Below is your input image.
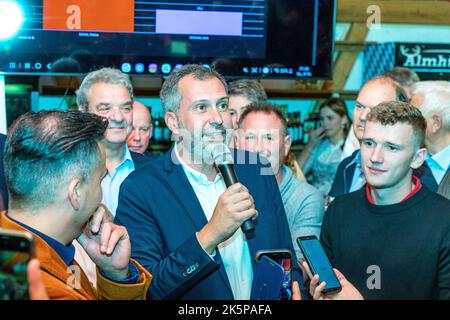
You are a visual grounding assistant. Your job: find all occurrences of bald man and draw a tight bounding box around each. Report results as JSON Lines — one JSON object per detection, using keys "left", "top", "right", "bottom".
{"left": 329, "top": 76, "right": 408, "bottom": 198}
{"left": 127, "top": 101, "right": 155, "bottom": 158}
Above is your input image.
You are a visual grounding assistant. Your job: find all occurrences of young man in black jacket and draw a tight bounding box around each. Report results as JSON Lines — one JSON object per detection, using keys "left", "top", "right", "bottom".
{"left": 312, "top": 101, "right": 450, "bottom": 300}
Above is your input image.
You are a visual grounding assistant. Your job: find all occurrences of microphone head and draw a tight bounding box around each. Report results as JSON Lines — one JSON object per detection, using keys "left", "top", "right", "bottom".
{"left": 207, "top": 143, "right": 233, "bottom": 165}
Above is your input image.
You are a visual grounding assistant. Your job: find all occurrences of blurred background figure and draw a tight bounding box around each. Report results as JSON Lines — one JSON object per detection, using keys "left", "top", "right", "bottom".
{"left": 411, "top": 81, "right": 450, "bottom": 198}
{"left": 383, "top": 66, "right": 420, "bottom": 99}
{"left": 410, "top": 80, "right": 450, "bottom": 107}
{"left": 127, "top": 101, "right": 155, "bottom": 158}
{"left": 297, "top": 98, "right": 350, "bottom": 195}
{"left": 228, "top": 79, "right": 268, "bottom": 129}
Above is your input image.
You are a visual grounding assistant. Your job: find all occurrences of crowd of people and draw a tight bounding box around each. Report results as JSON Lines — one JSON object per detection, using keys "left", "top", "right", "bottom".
{"left": 0, "top": 64, "right": 449, "bottom": 300}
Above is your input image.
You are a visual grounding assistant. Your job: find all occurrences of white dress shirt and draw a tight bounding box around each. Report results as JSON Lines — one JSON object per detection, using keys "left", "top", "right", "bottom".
{"left": 101, "top": 145, "right": 135, "bottom": 217}
{"left": 426, "top": 144, "right": 450, "bottom": 184}
{"left": 175, "top": 143, "right": 254, "bottom": 300}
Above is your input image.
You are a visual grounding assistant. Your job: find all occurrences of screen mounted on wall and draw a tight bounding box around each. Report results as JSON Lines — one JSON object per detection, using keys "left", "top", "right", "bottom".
{"left": 0, "top": 0, "right": 335, "bottom": 79}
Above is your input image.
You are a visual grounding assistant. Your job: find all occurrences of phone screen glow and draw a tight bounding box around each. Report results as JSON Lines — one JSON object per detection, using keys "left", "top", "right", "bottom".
{"left": 0, "top": 250, "right": 30, "bottom": 300}
{"left": 301, "top": 239, "right": 341, "bottom": 291}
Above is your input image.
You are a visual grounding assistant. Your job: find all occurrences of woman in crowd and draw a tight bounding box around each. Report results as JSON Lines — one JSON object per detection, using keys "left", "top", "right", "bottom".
{"left": 297, "top": 97, "right": 351, "bottom": 195}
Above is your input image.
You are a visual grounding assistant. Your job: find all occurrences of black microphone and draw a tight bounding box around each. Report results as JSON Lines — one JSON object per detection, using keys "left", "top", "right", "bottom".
{"left": 209, "top": 143, "right": 256, "bottom": 234}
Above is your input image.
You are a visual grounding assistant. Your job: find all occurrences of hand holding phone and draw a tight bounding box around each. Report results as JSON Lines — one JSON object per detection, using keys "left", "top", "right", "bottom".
{"left": 305, "top": 264, "right": 363, "bottom": 300}
{"left": 27, "top": 259, "right": 49, "bottom": 300}
{"left": 297, "top": 236, "right": 341, "bottom": 296}
{"left": 0, "top": 228, "right": 34, "bottom": 300}
{"left": 255, "top": 249, "right": 293, "bottom": 300}
{"left": 250, "top": 255, "right": 285, "bottom": 300}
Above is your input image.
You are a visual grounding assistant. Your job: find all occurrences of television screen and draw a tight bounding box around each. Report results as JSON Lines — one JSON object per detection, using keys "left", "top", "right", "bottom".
{"left": 0, "top": 0, "right": 335, "bottom": 79}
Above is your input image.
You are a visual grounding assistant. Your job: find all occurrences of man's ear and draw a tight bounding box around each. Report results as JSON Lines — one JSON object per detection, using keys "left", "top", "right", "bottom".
{"left": 68, "top": 179, "right": 82, "bottom": 211}
{"left": 234, "top": 127, "right": 244, "bottom": 148}
{"left": 430, "top": 113, "right": 443, "bottom": 134}
{"left": 411, "top": 147, "right": 427, "bottom": 170}
{"left": 165, "top": 111, "right": 179, "bottom": 135}
{"left": 284, "top": 134, "right": 292, "bottom": 158}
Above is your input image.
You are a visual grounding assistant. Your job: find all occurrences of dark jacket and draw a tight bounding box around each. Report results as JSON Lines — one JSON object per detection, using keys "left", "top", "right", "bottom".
{"left": 329, "top": 150, "right": 359, "bottom": 198}
{"left": 130, "top": 150, "right": 155, "bottom": 169}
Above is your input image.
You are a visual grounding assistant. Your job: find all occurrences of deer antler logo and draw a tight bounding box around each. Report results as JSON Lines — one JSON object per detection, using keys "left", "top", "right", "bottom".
{"left": 400, "top": 45, "right": 421, "bottom": 66}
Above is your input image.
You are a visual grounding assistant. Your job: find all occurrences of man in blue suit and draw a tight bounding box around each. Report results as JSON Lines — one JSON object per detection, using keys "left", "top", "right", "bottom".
{"left": 115, "top": 64, "right": 302, "bottom": 300}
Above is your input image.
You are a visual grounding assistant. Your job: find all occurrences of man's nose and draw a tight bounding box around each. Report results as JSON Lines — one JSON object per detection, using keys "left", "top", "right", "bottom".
{"left": 109, "top": 107, "right": 125, "bottom": 123}
{"left": 208, "top": 107, "right": 223, "bottom": 125}
{"left": 360, "top": 107, "right": 371, "bottom": 122}
{"left": 132, "top": 129, "right": 140, "bottom": 141}
{"left": 246, "top": 138, "right": 259, "bottom": 153}
{"left": 370, "top": 144, "right": 384, "bottom": 164}
{"left": 253, "top": 138, "right": 266, "bottom": 154}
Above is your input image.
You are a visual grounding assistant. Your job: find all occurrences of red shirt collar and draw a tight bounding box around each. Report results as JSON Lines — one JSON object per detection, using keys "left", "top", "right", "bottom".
{"left": 366, "top": 176, "right": 422, "bottom": 205}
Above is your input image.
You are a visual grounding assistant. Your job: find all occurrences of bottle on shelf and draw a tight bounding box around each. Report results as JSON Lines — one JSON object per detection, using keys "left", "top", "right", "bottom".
{"left": 286, "top": 112, "right": 295, "bottom": 142}
{"left": 293, "top": 111, "right": 303, "bottom": 145}
{"left": 302, "top": 112, "right": 320, "bottom": 145}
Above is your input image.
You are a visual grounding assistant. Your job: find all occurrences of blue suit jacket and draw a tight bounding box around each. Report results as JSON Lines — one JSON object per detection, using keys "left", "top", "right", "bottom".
{"left": 329, "top": 150, "right": 359, "bottom": 198}
{"left": 130, "top": 150, "right": 156, "bottom": 169}
{"left": 115, "top": 145, "right": 301, "bottom": 300}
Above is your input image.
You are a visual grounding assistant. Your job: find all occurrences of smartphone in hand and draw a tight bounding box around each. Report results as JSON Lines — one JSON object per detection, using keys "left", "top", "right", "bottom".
{"left": 297, "top": 236, "right": 341, "bottom": 295}
{"left": 0, "top": 228, "right": 34, "bottom": 300}
{"left": 255, "top": 249, "right": 292, "bottom": 300}
{"left": 251, "top": 255, "right": 285, "bottom": 300}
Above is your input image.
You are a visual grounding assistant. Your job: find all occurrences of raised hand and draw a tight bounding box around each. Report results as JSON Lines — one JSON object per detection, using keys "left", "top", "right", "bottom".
{"left": 77, "top": 205, "right": 131, "bottom": 281}
{"left": 301, "top": 260, "right": 363, "bottom": 300}
{"left": 197, "top": 183, "right": 258, "bottom": 254}
{"left": 308, "top": 126, "right": 326, "bottom": 145}
{"left": 27, "top": 259, "right": 49, "bottom": 300}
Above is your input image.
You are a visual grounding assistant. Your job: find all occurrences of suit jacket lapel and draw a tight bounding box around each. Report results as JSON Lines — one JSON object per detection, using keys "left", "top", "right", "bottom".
{"left": 415, "top": 162, "right": 439, "bottom": 191}
{"left": 130, "top": 151, "right": 149, "bottom": 169}
{"left": 163, "top": 147, "right": 208, "bottom": 230}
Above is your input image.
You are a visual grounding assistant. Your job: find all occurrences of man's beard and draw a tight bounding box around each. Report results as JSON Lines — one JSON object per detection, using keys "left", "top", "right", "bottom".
{"left": 177, "top": 119, "right": 232, "bottom": 166}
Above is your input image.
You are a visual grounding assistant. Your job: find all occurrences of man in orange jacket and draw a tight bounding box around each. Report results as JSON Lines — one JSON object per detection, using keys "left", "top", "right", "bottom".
{"left": 0, "top": 110, "right": 151, "bottom": 300}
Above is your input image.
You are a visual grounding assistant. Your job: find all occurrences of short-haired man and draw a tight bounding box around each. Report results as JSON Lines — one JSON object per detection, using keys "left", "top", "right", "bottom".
{"left": 412, "top": 89, "right": 450, "bottom": 198}
{"left": 77, "top": 67, "right": 152, "bottom": 216}
{"left": 76, "top": 68, "right": 152, "bottom": 284}
{"left": 228, "top": 79, "right": 267, "bottom": 129}
{"left": 319, "top": 102, "right": 450, "bottom": 299}
{"left": 237, "top": 102, "right": 324, "bottom": 259}
{"left": 0, "top": 110, "right": 151, "bottom": 299}
{"left": 411, "top": 81, "right": 450, "bottom": 107}
{"left": 127, "top": 101, "right": 155, "bottom": 159}
{"left": 330, "top": 76, "right": 409, "bottom": 197}
{"left": 383, "top": 66, "right": 420, "bottom": 99}
{"left": 115, "top": 65, "right": 302, "bottom": 300}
